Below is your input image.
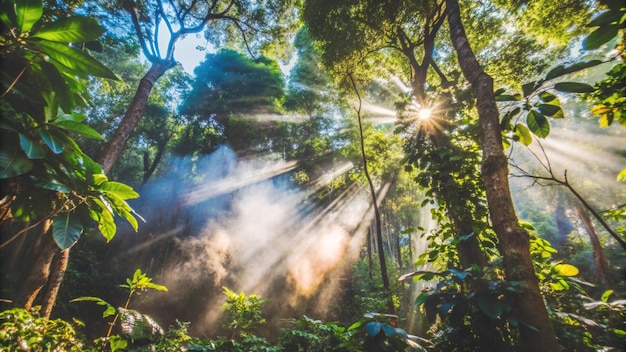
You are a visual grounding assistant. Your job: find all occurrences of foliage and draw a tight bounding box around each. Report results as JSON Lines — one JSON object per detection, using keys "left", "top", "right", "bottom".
{"left": 0, "top": 307, "right": 84, "bottom": 351}
{"left": 72, "top": 268, "right": 167, "bottom": 350}
{"left": 348, "top": 313, "right": 428, "bottom": 351}
{"left": 221, "top": 286, "right": 268, "bottom": 339}
{"left": 0, "top": 0, "right": 140, "bottom": 249}
{"left": 279, "top": 315, "right": 356, "bottom": 352}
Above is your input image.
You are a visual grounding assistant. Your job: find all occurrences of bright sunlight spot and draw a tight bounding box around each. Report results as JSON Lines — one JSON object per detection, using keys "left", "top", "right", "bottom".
{"left": 419, "top": 107, "right": 433, "bottom": 121}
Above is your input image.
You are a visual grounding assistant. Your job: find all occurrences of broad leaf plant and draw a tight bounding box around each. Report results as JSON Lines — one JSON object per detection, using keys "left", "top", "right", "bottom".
{"left": 0, "top": 0, "right": 141, "bottom": 249}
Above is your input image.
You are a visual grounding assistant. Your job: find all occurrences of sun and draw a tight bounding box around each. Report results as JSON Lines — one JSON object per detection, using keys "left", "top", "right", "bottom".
{"left": 419, "top": 107, "right": 432, "bottom": 121}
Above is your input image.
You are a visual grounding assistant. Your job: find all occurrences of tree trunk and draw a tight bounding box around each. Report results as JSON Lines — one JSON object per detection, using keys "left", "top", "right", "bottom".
{"left": 445, "top": 1, "right": 560, "bottom": 351}
{"left": 13, "top": 219, "right": 56, "bottom": 310}
{"left": 98, "top": 59, "right": 174, "bottom": 174}
{"left": 41, "top": 248, "right": 70, "bottom": 318}
{"left": 575, "top": 204, "right": 612, "bottom": 288}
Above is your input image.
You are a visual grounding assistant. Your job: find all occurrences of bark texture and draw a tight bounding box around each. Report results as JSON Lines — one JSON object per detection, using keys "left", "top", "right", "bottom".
{"left": 13, "top": 220, "right": 56, "bottom": 310}
{"left": 98, "top": 59, "right": 175, "bottom": 174}
{"left": 445, "top": 0, "right": 560, "bottom": 350}
{"left": 41, "top": 248, "right": 70, "bottom": 318}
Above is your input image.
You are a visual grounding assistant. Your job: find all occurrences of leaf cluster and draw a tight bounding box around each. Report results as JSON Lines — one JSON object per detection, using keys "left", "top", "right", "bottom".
{"left": 0, "top": 0, "right": 140, "bottom": 249}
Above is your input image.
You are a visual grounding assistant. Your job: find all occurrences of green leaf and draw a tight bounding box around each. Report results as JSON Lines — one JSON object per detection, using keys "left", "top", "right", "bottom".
{"left": 553, "top": 82, "right": 596, "bottom": 93}
{"left": 539, "top": 91, "right": 557, "bottom": 102}
{"left": 514, "top": 124, "right": 533, "bottom": 146}
{"left": 526, "top": 110, "right": 550, "bottom": 138}
{"left": 554, "top": 263, "right": 579, "bottom": 277}
{"left": 54, "top": 120, "right": 103, "bottom": 140}
{"left": 522, "top": 81, "right": 539, "bottom": 97}
{"left": 31, "top": 16, "right": 104, "bottom": 42}
{"left": 601, "top": 289, "right": 614, "bottom": 303}
{"left": 0, "top": 148, "right": 33, "bottom": 178}
{"left": 91, "top": 198, "right": 116, "bottom": 242}
{"left": 495, "top": 94, "right": 521, "bottom": 102}
{"left": 109, "top": 335, "right": 128, "bottom": 352}
{"left": 15, "top": 0, "right": 42, "bottom": 33}
{"left": 38, "top": 128, "right": 64, "bottom": 153}
{"left": 52, "top": 212, "right": 83, "bottom": 249}
{"left": 34, "top": 40, "right": 118, "bottom": 79}
{"left": 537, "top": 104, "right": 562, "bottom": 117}
{"left": 587, "top": 10, "right": 624, "bottom": 27}
{"left": 617, "top": 169, "right": 626, "bottom": 182}
{"left": 544, "top": 60, "right": 604, "bottom": 81}
{"left": 584, "top": 24, "right": 620, "bottom": 50}
{"left": 71, "top": 296, "right": 116, "bottom": 318}
{"left": 18, "top": 134, "right": 45, "bottom": 159}
{"left": 99, "top": 181, "right": 139, "bottom": 200}
{"left": 501, "top": 107, "right": 521, "bottom": 131}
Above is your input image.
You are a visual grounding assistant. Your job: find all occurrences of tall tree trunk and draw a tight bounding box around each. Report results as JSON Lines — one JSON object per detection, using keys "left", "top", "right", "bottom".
{"left": 13, "top": 220, "right": 56, "bottom": 310}
{"left": 350, "top": 75, "right": 395, "bottom": 314}
{"left": 41, "top": 248, "right": 70, "bottom": 318}
{"left": 98, "top": 59, "right": 174, "bottom": 174}
{"left": 445, "top": 1, "right": 560, "bottom": 351}
{"left": 575, "top": 204, "right": 613, "bottom": 287}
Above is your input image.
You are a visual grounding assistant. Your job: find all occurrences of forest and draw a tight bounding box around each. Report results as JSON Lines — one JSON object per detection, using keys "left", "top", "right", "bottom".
{"left": 0, "top": 0, "right": 625, "bottom": 351}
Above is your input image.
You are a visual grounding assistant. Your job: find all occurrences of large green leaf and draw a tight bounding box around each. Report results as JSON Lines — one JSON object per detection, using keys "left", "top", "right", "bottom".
{"left": 15, "top": 0, "right": 42, "bottom": 33}
{"left": 91, "top": 199, "right": 116, "bottom": 242}
{"left": 52, "top": 212, "right": 83, "bottom": 249}
{"left": 544, "top": 60, "right": 604, "bottom": 81}
{"left": 526, "top": 110, "right": 550, "bottom": 138}
{"left": 0, "top": 148, "right": 33, "bottom": 178}
{"left": 34, "top": 40, "right": 118, "bottom": 79}
{"left": 18, "top": 133, "right": 45, "bottom": 159}
{"left": 99, "top": 181, "right": 139, "bottom": 200}
{"left": 537, "top": 104, "right": 563, "bottom": 118}
{"left": 584, "top": 24, "right": 620, "bottom": 50}
{"left": 55, "top": 120, "right": 103, "bottom": 140}
{"left": 31, "top": 16, "right": 105, "bottom": 43}
{"left": 553, "top": 82, "right": 596, "bottom": 94}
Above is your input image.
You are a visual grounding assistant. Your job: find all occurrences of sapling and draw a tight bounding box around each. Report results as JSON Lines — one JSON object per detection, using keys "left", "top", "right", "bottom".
{"left": 72, "top": 268, "right": 167, "bottom": 351}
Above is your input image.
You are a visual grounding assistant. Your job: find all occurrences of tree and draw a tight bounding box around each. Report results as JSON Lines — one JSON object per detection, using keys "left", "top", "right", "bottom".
{"left": 96, "top": 0, "right": 298, "bottom": 173}
{"left": 180, "top": 49, "right": 285, "bottom": 154}
{"left": 444, "top": 0, "right": 559, "bottom": 350}
{"left": 0, "top": 0, "right": 140, "bottom": 317}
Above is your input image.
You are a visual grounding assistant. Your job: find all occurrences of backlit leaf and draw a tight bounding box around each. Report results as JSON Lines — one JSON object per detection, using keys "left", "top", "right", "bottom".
{"left": 537, "top": 104, "right": 563, "bottom": 118}
{"left": 601, "top": 289, "right": 614, "bottom": 303}
{"left": 617, "top": 169, "right": 626, "bottom": 182}
{"left": 526, "top": 110, "right": 550, "bottom": 138}
{"left": 554, "top": 263, "right": 579, "bottom": 277}
{"left": 31, "top": 16, "right": 104, "bottom": 42}
{"left": 55, "top": 120, "right": 103, "bottom": 140}
{"left": 52, "top": 212, "right": 83, "bottom": 249}
{"left": 15, "top": 0, "right": 42, "bottom": 33}
{"left": 99, "top": 181, "right": 139, "bottom": 200}
{"left": 71, "top": 296, "right": 116, "bottom": 318}
{"left": 515, "top": 123, "right": 533, "bottom": 146}
{"left": 35, "top": 40, "right": 118, "bottom": 79}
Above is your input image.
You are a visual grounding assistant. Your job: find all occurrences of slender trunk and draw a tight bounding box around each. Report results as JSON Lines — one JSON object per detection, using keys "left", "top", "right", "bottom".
{"left": 350, "top": 75, "right": 395, "bottom": 314}
{"left": 98, "top": 60, "right": 174, "bottom": 174}
{"left": 367, "top": 225, "right": 373, "bottom": 279}
{"left": 445, "top": 1, "right": 560, "bottom": 350}
{"left": 575, "top": 204, "right": 613, "bottom": 287}
{"left": 141, "top": 137, "right": 168, "bottom": 187}
{"left": 41, "top": 248, "right": 70, "bottom": 318}
{"left": 13, "top": 219, "right": 55, "bottom": 310}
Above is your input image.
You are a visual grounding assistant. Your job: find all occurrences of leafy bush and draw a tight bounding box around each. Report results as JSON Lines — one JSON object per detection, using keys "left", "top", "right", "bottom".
{"left": 0, "top": 307, "right": 84, "bottom": 351}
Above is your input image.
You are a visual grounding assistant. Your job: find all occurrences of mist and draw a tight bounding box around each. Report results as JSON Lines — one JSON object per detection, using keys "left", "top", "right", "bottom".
{"left": 106, "top": 145, "right": 376, "bottom": 335}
